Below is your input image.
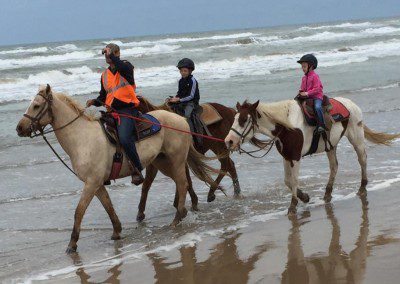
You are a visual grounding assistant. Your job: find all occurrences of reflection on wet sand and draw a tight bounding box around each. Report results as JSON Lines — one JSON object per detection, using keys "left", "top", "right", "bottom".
{"left": 67, "top": 195, "right": 400, "bottom": 284}
{"left": 72, "top": 241, "right": 124, "bottom": 284}
{"left": 282, "top": 196, "right": 370, "bottom": 284}
{"left": 149, "top": 233, "right": 270, "bottom": 284}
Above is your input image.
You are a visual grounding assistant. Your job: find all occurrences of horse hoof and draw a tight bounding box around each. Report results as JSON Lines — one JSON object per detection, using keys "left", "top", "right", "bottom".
{"left": 323, "top": 194, "right": 332, "bottom": 203}
{"left": 111, "top": 233, "right": 121, "bottom": 240}
{"left": 179, "top": 208, "right": 188, "bottom": 219}
{"left": 66, "top": 246, "right": 77, "bottom": 254}
{"left": 191, "top": 204, "right": 199, "bottom": 211}
{"left": 170, "top": 219, "right": 180, "bottom": 227}
{"left": 301, "top": 193, "right": 310, "bottom": 203}
{"left": 207, "top": 194, "right": 216, "bottom": 203}
{"left": 136, "top": 212, "right": 145, "bottom": 222}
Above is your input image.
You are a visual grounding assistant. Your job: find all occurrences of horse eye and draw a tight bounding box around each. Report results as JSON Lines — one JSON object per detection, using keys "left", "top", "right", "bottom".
{"left": 33, "top": 105, "right": 40, "bottom": 110}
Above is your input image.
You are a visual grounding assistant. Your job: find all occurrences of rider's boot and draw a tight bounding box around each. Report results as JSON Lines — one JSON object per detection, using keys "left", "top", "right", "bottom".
{"left": 129, "top": 161, "right": 144, "bottom": 185}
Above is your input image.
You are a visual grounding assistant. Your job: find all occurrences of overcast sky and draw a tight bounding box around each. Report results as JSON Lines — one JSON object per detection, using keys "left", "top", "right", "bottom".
{"left": 0, "top": 0, "right": 399, "bottom": 46}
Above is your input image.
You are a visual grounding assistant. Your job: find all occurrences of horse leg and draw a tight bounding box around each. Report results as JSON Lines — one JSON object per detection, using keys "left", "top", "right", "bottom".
{"left": 96, "top": 186, "right": 122, "bottom": 240}
{"left": 66, "top": 182, "right": 98, "bottom": 253}
{"left": 284, "top": 159, "right": 301, "bottom": 215}
{"left": 137, "top": 165, "right": 158, "bottom": 222}
{"left": 186, "top": 165, "right": 199, "bottom": 211}
{"left": 347, "top": 128, "right": 368, "bottom": 195}
{"left": 171, "top": 167, "right": 189, "bottom": 226}
{"left": 324, "top": 146, "right": 338, "bottom": 202}
{"left": 228, "top": 157, "right": 241, "bottom": 196}
{"left": 207, "top": 157, "right": 229, "bottom": 202}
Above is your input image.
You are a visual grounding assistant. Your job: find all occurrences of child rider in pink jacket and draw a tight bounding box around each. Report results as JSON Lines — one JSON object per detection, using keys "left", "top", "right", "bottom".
{"left": 297, "top": 54, "right": 326, "bottom": 133}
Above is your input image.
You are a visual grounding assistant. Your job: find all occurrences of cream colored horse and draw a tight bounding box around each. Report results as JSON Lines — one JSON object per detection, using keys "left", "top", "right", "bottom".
{"left": 225, "top": 98, "right": 400, "bottom": 214}
{"left": 16, "top": 85, "right": 216, "bottom": 253}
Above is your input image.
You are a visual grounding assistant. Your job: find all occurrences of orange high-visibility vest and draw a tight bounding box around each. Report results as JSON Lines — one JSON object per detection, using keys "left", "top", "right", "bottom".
{"left": 102, "top": 69, "right": 139, "bottom": 107}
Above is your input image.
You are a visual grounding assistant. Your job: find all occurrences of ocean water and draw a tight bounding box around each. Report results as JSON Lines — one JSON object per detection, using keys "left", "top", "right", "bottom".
{"left": 0, "top": 17, "right": 400, "bottom": 282}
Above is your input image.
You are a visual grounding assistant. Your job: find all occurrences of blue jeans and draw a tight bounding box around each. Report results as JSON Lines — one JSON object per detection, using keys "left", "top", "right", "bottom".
{"left": 314, "top": 99, "right": 325, "bottom": 127}
{"left": 116, "top": 107, "right": 143, "bottom": 171}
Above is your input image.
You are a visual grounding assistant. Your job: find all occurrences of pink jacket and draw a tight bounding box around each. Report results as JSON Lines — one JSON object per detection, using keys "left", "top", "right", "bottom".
{"left": 300, "top": 70, "right": 323, "bottom": 100}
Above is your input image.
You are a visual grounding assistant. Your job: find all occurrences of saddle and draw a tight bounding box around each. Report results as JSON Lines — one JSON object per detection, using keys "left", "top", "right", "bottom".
{"left": 199, "top": 103, "right": 223, "bottom": 126}
{"left": 300, "top": 96, "right": 350, "bottom": 129}
{"left": 99, "top": 111, "right": 162, "bottom": 181}
{"left": 298, "top": 96, "right": 350, "bottom": 156}
{"left": 100, "top": 111, "right": 162, "bottom": 144}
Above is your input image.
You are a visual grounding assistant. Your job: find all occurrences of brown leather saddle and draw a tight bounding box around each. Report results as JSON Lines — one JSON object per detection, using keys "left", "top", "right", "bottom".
{"left": 99, "top": 111, "right": 161, "bottom": 181}
{"left": 99, "top": 111, "right": 161, "bottom": 145}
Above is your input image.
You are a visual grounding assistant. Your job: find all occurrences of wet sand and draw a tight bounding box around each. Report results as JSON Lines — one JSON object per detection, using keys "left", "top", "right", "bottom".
{"left": 25, "top": 184, "right": 400, "bottom": 284}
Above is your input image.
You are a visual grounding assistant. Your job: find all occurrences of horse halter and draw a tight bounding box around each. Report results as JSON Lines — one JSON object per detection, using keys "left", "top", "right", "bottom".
{"left": 23, "top": 92, "right": 54, "bottom": 136}
{"left": 230, "top": 114, "right": 257, "bottom": 145}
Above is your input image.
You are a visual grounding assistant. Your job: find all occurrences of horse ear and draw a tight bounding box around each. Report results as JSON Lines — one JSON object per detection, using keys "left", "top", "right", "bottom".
{"left": 46, "top": 84, "right": 51, "bottom": 94}
{"left": 236, "top": 102, "right": 241, "bottom": 111}
{"left": 252, "top": 100, "right": 260, "bottom": 109}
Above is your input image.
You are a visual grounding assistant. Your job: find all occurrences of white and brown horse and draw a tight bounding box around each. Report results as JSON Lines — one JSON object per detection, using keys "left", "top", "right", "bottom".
{"left": 16, "top": 85, "right": 217, "bottom": 253}
{"left": 225, "top": 98, "right": 400, "bottom": 214}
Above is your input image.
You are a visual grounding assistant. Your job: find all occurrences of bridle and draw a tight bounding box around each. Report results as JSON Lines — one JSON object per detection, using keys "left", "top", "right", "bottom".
{"left": 230, "top": 116, "right": 255, "bottom": 146}
{"left": 23, "top": 92, "right": 54, "bottom": 137}
{"left": 23, "top": 91, "right": 83, "bottom": 176}
{"left": 229, "top": 110, "right": 280, "bottom": 158}
{"left": 24, "top": 92, "right": 82, "bottom": 138}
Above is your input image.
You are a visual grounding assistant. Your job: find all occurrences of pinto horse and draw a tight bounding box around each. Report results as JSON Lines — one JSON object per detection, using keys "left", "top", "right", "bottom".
{"left": 16, "top": 85, "right": 218, "bottom": 253}
{"left": 135, "top": 97, "right": 240, "bottom": 221}
{"left": 225, "top": 98, "right": 400, "bottom": 214}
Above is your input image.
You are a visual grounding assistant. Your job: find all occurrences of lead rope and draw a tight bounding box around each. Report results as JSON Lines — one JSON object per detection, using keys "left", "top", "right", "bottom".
{"left": 41, "top": 133, "right": 78, "bottom": 177}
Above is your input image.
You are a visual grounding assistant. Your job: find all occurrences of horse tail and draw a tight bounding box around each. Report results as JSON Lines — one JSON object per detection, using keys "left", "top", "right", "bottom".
{"left": 187, "top": 144, "right": 223, "bottom": 188}
{"left": 363, "top": 124, "right": 400, "bottom": 146}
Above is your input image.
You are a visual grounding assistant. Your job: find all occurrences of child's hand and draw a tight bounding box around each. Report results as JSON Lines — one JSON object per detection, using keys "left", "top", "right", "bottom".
{"left": 299, "top": 92, "right": 308, "bottom": 97}
{"left": 169, "top": 97, "right": 180, "bottom": 103}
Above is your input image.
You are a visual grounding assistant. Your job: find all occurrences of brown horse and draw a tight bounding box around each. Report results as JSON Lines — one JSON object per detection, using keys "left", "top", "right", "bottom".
{"left": 135, "top": 96, "right": 240, "bottom": 221}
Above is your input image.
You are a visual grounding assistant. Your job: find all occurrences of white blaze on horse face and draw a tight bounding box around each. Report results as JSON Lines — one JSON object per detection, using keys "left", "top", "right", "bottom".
{"left": 225, "top": 113, "right": 245, "bottom": 150}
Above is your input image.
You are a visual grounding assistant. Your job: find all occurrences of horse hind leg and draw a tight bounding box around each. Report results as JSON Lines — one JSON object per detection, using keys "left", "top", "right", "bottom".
{"left": 186, "top": 165, "right": 199, "bottom": 211}
{"left": 171, "top": 167, "right": 189, "bottom": 226}
{"left": 347, "top": 126, "right": 368, "bottom": 196}
{"left": 137, "top": 164, "right": 158, "bottom": 222}
{"left": 324, "top": 146, "right": 338, "bottom": 202}
{"left": 96, "top": 186, "right": 122, "bottom": 240}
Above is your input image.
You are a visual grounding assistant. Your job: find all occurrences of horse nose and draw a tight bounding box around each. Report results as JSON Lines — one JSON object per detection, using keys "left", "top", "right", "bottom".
{"left": 16, "top": 123, "right": 24, "bottom": 136}
{"left": 228, "top": 140, "right": 233, "bottom": 145}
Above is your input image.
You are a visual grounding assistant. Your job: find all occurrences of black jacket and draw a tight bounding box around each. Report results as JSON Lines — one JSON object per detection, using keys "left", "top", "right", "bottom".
{"left": 176, "top": 75, "right": 199, "bottom": 104}
{"left": 95, "top": 53, "right": 136, "bottom": 110}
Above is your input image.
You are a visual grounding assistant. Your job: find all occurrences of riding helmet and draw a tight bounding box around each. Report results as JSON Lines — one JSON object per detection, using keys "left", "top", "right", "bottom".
{"left": 297, "top": 54, "right": 318, "bottom": 69}
{"left": 177, "top": 58, "right": 195, "bottom": 70}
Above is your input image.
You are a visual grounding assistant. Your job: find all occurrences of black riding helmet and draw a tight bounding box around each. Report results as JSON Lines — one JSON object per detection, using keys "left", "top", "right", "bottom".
{"left": 297, "top": 54, "right": 318, "bottom": 69}
{"left": 177, "top": 58, "right": 195, "bottom": 70}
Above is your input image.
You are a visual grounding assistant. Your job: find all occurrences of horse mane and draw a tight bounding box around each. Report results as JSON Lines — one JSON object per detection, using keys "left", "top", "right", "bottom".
{"left": 138, "top": 96, "right": 171, "bottom": 112}
{"left": 258, "top": 100, "right": 294, "bottom": 130}
{"left": 54, "top": 93, "right": 97, "bottom": 121}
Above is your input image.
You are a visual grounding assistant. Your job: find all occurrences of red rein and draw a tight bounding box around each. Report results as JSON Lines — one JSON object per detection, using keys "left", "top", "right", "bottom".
{"left": 113, "top": 112, "right": 226, "bottom": 143}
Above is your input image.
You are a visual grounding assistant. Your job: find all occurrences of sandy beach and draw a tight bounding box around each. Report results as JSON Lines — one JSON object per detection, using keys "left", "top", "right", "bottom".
{"left": 24, "top": 183, "right": 400, "bottom": 284}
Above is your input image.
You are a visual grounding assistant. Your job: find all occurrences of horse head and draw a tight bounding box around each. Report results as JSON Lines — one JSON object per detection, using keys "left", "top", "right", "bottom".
{"left": 225, "top": 100, "right": 260, "bottom": 151}
{"left": 16, "top": 84, "right": 54, "bottom": 137}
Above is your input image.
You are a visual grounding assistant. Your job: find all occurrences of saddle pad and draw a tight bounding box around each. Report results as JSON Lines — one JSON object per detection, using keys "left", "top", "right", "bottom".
{"left": 329, "top": 98, "right": 350, "bottom": 121}
{"left": 136, "top": 113, "right": 162, "bottom": 141}
{"left": 200, "top": 103, "right": 223, "bottom": 126}
{"left": 302, "top": 98, "right": 350, "bottom": 125}
{"left": 100, "top": 113, "right": 161, "bottom": 144}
